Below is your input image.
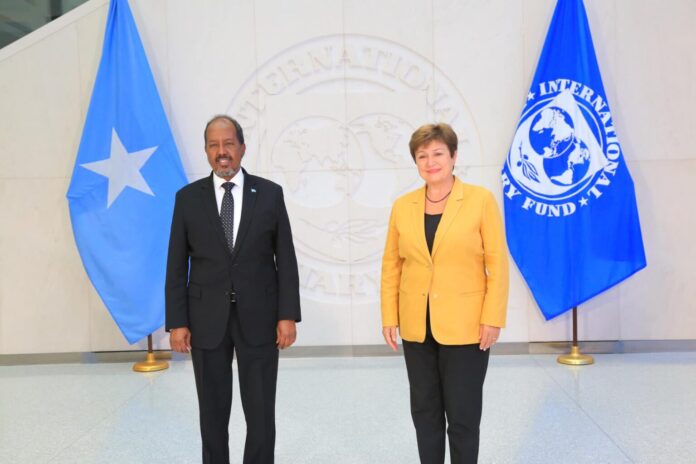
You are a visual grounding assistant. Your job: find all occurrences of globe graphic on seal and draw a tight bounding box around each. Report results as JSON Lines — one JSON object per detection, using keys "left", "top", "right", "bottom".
{"left": 529, "top": 106, "right": 590, "bottom": 186}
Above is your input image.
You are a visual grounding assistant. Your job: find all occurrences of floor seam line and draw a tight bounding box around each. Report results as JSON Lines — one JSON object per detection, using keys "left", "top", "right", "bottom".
{"left": 532, "top": 355, "right": 636, "bottom": 464}
{"left": 44, "top": 379, "right": 153, "bottom": 463}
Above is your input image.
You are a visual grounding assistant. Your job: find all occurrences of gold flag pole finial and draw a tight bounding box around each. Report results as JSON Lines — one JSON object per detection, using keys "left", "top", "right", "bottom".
{"left": 133, "top": 334, "right": 169, "bottom": 372}
{"left": 557, "top": 307, "right": 594, "bottom": 365}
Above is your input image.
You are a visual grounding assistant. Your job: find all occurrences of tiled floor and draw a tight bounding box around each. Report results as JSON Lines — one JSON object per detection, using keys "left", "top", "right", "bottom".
{"left": 1, "top": 352, "right": 695, "bottom": 463}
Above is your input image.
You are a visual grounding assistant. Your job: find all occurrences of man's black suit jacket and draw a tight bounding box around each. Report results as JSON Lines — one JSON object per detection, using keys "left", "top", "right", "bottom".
{"left": 165, "top": 171, "right": 301, "bottom": 349}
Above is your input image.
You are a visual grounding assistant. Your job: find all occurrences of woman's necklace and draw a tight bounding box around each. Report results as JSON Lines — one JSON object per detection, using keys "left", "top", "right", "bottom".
{"left": 425, "top": 190, "right": 451, "bottom": 203}
{"left": 426, "top": 181, "right": 454, "bottom": 203}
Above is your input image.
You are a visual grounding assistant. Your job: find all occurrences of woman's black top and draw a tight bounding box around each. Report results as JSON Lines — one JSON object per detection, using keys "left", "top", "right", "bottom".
{"left": 425, "top": 213, "right": 442, "bottom": 255}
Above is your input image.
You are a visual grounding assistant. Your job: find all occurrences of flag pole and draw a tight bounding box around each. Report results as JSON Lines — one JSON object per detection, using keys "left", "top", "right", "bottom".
{"left": 133, "top": 334, "right": 169, "bottom": 372}
{"left": 557, "top": 306, "right": 594, "bottom": 365}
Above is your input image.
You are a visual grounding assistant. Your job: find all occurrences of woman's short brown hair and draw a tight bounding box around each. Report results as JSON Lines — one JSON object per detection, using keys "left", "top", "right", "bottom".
{"left": 409, "top": 123, "right": 458, "bottom": 161}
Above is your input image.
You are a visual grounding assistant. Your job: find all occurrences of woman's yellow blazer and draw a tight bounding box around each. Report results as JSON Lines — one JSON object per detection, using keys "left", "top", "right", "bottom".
{"left": 380, "top": 178, "right": 509, "bottom": 345}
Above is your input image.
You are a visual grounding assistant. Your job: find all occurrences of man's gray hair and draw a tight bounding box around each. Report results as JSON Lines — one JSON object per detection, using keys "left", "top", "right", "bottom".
{"left": 204, "top": 115, "right": 245, "bottom": 145}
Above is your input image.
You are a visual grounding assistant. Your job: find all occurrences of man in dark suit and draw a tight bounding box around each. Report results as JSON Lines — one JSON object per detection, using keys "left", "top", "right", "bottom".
{"left": 165, "top": 115, "right": 301, "bottom": 464}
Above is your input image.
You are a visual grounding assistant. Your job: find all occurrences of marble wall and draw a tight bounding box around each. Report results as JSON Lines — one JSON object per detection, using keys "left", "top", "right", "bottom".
{"left": 0, "top": 0, "right": 694, "bottom": 354}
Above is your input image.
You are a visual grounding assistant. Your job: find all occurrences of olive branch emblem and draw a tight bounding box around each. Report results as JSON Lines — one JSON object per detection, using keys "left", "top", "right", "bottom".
{"left": 516, "top": 142, "right": 540, "bottom": 183}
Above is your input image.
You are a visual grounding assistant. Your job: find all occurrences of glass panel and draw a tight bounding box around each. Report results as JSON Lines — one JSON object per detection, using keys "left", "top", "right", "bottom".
{"left": 0, "top": 0, "right": 90, "bottom": 49}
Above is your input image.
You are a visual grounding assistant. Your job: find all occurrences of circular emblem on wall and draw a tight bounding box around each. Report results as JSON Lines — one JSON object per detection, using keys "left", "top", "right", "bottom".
{"left": 228, "top": 35, "right": 480, "bottom": 304}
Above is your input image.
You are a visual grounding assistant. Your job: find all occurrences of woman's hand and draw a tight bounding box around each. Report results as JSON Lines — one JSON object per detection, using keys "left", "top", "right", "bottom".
{"left": 382, "top": 326, "right": 399, "bottom": 351}
{"left": 479, "top": 324, "right": 500, "bottom": 351}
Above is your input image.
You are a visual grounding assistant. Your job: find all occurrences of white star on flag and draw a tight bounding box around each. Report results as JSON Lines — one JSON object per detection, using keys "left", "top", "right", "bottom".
{"left": 81, "top": 129, "right": 157, "bottom": 207}
{"left": 527, "top": 91, "right": 535, "bottom": 101}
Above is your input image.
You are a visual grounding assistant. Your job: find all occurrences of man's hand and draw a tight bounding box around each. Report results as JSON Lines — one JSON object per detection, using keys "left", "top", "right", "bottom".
{"left": 276, "top": 320, "right": 297, "bottom": 349}
{"left": 382, "top": 326, "right": 398, "bottom": 351}
{"left": 170, "top": 327, "right": 191, "bottom": 353}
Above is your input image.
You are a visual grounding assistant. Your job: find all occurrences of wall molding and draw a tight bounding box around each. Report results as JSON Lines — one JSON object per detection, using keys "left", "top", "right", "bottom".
{"left": 2, "top": 340, "right": 696, "bottom": 366}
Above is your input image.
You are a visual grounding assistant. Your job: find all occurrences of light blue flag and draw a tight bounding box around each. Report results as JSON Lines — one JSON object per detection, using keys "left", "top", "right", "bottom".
{"left": 67, "top": 0, "right": 187, "bottom": 343}
{"left": 501, "top": 0, "right": 646, "bottom": 320}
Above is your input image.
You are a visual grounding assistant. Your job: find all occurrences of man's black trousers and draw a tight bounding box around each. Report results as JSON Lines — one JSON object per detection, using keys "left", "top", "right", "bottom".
{"left": 191, "top": 305, "right": 279, "bottom": 464}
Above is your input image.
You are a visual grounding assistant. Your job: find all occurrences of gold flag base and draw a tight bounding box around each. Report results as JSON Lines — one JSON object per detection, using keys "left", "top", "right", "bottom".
{"left": 557, "top": 345, "right": 594, "bottom": 365}
{"left": 133, "top": 352, "right": 169, "bottom": 372}
{"left": 133, "top": 334, "right": 169, "bottom": 372}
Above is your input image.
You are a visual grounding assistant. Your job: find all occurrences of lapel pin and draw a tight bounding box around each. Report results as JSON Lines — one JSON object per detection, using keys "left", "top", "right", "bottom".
{"left": 251, "top": 188, "right": 257, "bottom": 193}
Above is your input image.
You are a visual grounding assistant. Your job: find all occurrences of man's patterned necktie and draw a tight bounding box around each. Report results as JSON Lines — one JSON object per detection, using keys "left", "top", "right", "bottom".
{"left": 221, "top": 182, "right": 234, "bottom": 252}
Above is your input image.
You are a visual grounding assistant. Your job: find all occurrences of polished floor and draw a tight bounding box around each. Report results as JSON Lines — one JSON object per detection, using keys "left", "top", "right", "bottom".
{"left": 1, "top": 352, "right": 695, "bottom": 464}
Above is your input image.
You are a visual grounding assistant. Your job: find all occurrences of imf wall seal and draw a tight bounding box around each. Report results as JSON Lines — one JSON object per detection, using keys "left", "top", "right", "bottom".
{"left": 228, "top": 35, "right": 479, "bottom": 304}
{"left": 502, "top": 78, "right": 625, "bottom": 217}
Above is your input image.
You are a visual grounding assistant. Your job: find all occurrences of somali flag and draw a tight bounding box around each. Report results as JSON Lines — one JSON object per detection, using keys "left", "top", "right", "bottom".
{"left": 66, "top": 0, "right": 188, "bottom": 343}
{"left": 501, "top": 0, "right": 646, "bottom": 320}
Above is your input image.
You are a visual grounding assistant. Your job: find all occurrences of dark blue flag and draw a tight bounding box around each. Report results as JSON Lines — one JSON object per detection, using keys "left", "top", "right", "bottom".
{"left": 501, "top": 0, "right": 646, "bottom": 320}
{"left": 67, "top": 0, "right": 187, "bottom": 343}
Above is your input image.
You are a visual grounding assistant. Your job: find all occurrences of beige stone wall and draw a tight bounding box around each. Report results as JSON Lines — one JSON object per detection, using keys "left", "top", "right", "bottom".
{"left": 1, "top": 0, "right": 693, "bottom": 353}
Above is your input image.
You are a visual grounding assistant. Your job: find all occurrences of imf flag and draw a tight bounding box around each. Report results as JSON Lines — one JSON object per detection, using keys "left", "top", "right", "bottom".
{"left": 67, "top": 0, "right": 187, "bottom": 343}
{"left": 501, "top": 0, "right": 646, "bottom": 320}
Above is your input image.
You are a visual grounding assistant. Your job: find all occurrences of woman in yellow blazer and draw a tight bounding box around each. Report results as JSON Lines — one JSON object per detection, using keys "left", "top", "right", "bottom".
{"left": 381, "top": 123, "right": 509, "bottom": 464}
